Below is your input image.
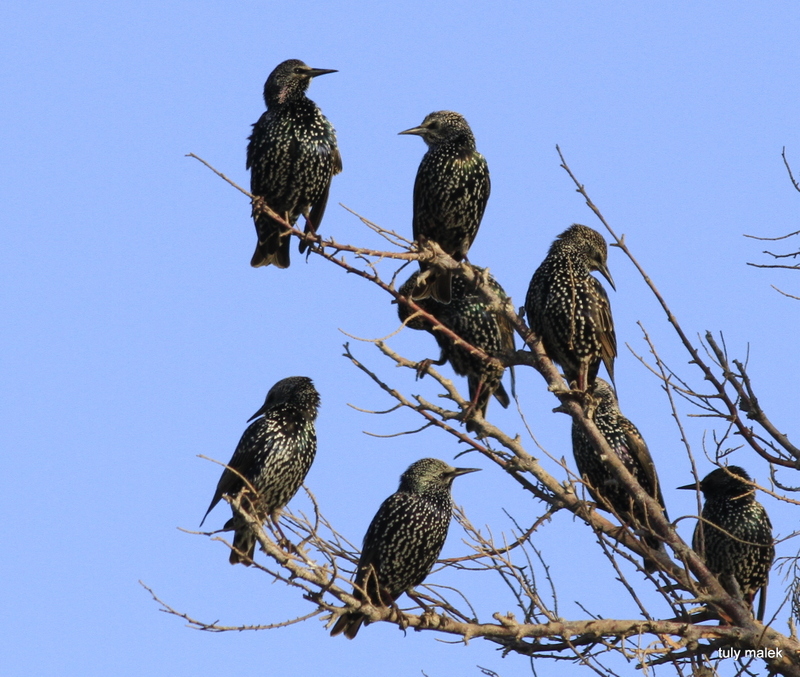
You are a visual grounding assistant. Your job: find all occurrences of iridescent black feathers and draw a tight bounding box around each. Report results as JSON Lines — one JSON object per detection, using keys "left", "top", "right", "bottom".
{"left": 571, "top": 379, "right": 668, "bottom": 571}
{"left": 400, "top": 111, "right": 490, "bottom": 303}
{"left": 397, "top": 267, "right": 514, "bottom": 433}
{"left": 201, "top": 376, "right": 320, "bottom": 565}
{"left": 680, "top": 466, "right": 774, "bottom": 619}
{"left": 330, "top": 458, "right": 479, "bottom": 639}
{"left": 525, "top": 224, "right": 616, "bottom": 391}
{"left": 247, "top": 59, "right": 342, "bottom": 268}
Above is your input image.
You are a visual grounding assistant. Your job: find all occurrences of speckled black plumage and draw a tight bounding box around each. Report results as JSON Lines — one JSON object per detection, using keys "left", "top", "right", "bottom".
{"left": 400, "top": 111, "right": 490, "bottom": 302}
{"left": 680, "top": 466, "right": 774, "bottom": 619}
{"left": 200, "top": 376, "right": 320, "bottom": 565}
{"left": 571, "top": 379, "right": 668, "bottom": 571}
{"left": 525, "top": 224, "right": 616, "bottom": 391}
{"left": 330, "top": 458, "right": 479, "bottom": 639}
{"left": 397, "top": 267, "right": 514, "bottom": 432}
{"left": 247, "top": 59, "right": 342, "bottom": 268}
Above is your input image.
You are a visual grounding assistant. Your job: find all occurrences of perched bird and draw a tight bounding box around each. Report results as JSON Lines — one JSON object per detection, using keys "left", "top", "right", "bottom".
{"left": 679, "top": 466, "right": 774, "bottom": 620}
{"left": 330, "top": 458, "right": 479, "bottom": 639}
{"left": 399, "top": 111, "right": 490, "bottom": 303}
{"left": 200, "top": 376, "right": 320, "bottom": 565}
{"left": 570, "top": 379, "right": 668, "bottom": 572}
{"left": 792, "top": 579, "right": 800, "bottom": 626}
{"left": 525, "top": 224, "right": 616, "bottom": 391}
{"left": 247, "top": 59, "right": 342, "bottom": 268}
{"left": 397, "top": 267, "right": 514, "bottom": 433}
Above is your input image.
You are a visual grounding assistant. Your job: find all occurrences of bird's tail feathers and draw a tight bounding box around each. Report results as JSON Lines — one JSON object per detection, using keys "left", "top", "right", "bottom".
{"left": 412, "top": 268, "right": 452, "bottom": 304}
{"left": 251, "top": 233, "right": 291, "bottom": 269}
{"left": 229, "top": 527, "right": 256, "bottom": 566}
{"left": 330, "top": 612, "right": 365, "bottom": 639}
{"left": 493, "top": 382, "right": 510, "bottom": 409}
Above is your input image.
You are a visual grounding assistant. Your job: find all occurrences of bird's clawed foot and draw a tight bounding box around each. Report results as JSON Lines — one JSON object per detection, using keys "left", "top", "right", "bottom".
{"left": 418, "top": 606, "right": 440, "bottom": 630}
{"left": 405, "top": 588, "right": 438, "bottom": 630}
{"left": 269, "top": 516, "right": 300, "bottom": 554}
{"left": 460, "top": 401, "right": 478, "bottom": 423}
{"left": 551, "top": 386, "right": 593, "bottom": 415}
{"left": 414, "top": 356, "right": 446, "bottom": 379}
{"left": 414, "top": 358, "right": 435, "bottom": 379}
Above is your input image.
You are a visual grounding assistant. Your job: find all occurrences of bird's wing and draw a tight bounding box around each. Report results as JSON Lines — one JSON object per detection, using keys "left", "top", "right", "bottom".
{"left": 591, "top": 278, "right": 617, "bottom": 383}
{"left": 621, "top": 417, "right": 668, "bottom": 518}
{"left": 465, "top": 153, "right": 491, "bottom": 251}
{"left": 200, "top": 419, "right": 270, "bottom": 525}
{"left": 353, "top": 492, "right": 411, "bottom": 604}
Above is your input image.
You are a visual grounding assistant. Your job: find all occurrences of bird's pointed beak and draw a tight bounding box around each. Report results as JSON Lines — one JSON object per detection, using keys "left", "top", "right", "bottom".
{"left": 598, "top": 263, "right": 616, "bottom": 291}
{"left": 307, "top": 68, "right": 338, "bottom": 78}
{"left": 398, "top": 125, "right": 426, "bottom": 137}
{"left": 450, "top": 467, "right": 481, "bottom": 478}
{"left": 247, "top": 402, "right": 269, "bottom": 422}
{"left": 677, "top": 482, "right": 698, "bottom": 491}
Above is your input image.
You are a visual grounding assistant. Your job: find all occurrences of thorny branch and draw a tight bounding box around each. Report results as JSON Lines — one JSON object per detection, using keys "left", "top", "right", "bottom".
{"left": 145, "top": 152, "right": 800, "bottom": 676}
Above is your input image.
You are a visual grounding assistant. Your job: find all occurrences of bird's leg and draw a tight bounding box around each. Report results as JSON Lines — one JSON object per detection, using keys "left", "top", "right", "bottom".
{"left": 384, "top": 597, "right": 412, "bottom": 632}
{"left": 404, "top": 588, "right": 439, "bottom": 628}
{"left": 386, "top": 589, "right": 435, "bottom": 631}
{"left": 563, "top": 366, "right": 593, "bottom": 404}
{"left": 576, "top": 363, "right": 589, "bottom": 394}
{"left": 300, "top": 210, "right": 319, "bottom": 260}
{"left": 582, "top": 386, "right": 600, "bottom": 419}
{"left": 559, "top": 383, "right": 590, "bottom": 407}
{"left": 460, "top": 378, "right": 486, "bottom": 424}
{"left": 301, "top": 207, "right": 320, "bottom": 241}
{"left": 270, "top": 513, "right": 298, "bottom": 554}
{"left": 415, "top": 354, "right": 446, "bottom": 380}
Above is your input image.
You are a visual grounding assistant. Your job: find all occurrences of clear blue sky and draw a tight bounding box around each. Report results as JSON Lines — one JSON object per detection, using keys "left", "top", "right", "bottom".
{"left": 2, "top": 2, "right": 799, "bottom": 675}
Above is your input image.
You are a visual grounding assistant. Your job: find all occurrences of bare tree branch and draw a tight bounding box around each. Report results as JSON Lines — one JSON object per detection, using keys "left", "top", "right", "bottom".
{"left": 148, "top": 152, "right": 800, "bottom": 676}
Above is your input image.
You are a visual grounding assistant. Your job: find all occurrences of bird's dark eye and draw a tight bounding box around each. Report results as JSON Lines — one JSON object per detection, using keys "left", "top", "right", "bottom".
{"left": 428, "top": 121, "right": 440, "bottom": 130}
{"left": 294, "top": 67, "right": 306, "bottom": 75}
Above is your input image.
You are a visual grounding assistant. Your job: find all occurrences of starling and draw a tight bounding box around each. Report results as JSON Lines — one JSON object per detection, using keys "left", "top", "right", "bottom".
{"left": 571, "top": 379, "right": 668, "bottom": 571}
{"left": 330, "top": 458, "right": 479, "bottom": 639}
{"left": 399, "top": 111, "right": 490, "bottom": 303}
{"left": 246, "top": 59, "right": 342, "bottom": 268}
{"left": 200, "top": 376, "right": 320, "bottom": 565}
{"left": 397, "top": 267, "right": 514, "bottom": 432}
{"left": 679, "top": 466, "right": 774, "bottom": 620}
{"left": 792, "top": 578, "right": 800, "bottom": 626}
{"left": 525, "top": 224, "right": 616, "bottom": 391}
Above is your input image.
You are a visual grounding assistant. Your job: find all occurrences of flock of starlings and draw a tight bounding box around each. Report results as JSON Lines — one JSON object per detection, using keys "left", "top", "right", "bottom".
{"left": 199, "top": 59, "right": 776, "bottom": 638}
